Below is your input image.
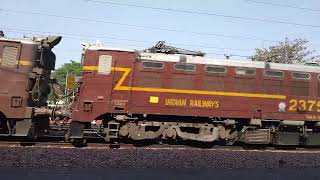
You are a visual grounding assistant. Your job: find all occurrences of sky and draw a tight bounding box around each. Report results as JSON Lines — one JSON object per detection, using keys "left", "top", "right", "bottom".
{"left": 1, "top": 0, "right": 320, "bottom": 67}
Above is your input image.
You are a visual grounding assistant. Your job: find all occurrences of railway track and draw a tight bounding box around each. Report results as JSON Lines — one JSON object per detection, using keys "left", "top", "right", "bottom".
{"left": 1, "top": 140, "right": 320, "bottom": 154}
{"left": 1, "top": 127, "right": 320, "bottom": 152}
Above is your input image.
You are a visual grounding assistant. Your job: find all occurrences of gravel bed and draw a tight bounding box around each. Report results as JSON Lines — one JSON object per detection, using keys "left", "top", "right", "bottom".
{"left": 1, "top": 146, "right": 320, "bottom": 168}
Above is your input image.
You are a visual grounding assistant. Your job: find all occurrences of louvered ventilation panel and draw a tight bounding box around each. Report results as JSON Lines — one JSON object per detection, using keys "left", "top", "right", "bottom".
{"left": 1, "top": 46, "right": 18, "bottom": 67}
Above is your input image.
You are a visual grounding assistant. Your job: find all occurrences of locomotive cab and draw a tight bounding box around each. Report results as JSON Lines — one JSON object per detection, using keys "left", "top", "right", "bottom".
{"left": 71, "top": 44, "right": 135, "bottom": 139}
{"left": 0, "top": 33, "right": 61, "bottom": 136}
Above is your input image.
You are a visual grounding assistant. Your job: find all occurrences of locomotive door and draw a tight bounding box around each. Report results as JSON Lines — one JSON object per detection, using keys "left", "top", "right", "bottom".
{"left": 109, "top": 52, "right": 134, "bottom": 112}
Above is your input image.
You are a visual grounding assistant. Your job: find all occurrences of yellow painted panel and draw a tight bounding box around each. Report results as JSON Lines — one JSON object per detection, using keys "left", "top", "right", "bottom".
{"left": 149, "top": 96, "right": 159, "bottom": 103}
{"left": 83, "top": 65, "right": 98, "bottom": 71}
{"left": 17, "top": 60, "right": 32, "bottom": 66}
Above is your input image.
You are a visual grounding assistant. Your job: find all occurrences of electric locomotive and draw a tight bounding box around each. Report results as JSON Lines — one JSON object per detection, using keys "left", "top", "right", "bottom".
{"left": 0, "top": 31, "right": 63, "bottom": 137}
{"left": 70, "top": 41, "right": 320, "bottom": 146}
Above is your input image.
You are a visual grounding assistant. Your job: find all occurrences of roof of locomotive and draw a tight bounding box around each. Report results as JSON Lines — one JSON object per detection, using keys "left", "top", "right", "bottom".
{"left": 85, "top": 44, "right": 135, "bottom": 52}
{"left": 85, "top": 44, "right": 320, "bottom": 73}
{"left": 138, "top": 52, "right": 320, "bottom": 73}
{"left": 0, "top": 36, "right": 37, "bottom": 45}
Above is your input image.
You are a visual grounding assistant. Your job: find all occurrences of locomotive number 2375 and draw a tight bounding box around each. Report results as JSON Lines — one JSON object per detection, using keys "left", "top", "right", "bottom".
{"left": 288, "top": 99, "right": 320, "bottom": 112}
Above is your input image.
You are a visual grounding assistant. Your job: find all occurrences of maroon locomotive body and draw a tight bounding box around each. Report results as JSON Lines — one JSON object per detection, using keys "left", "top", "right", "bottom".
{"left": 0, "top": 33, "right": 61, "bottom": 136}
{"left": 70, "top": 43, "right": 320, "bottom": 146}
{"left": 3, "top": 32, "right": 320, "bottom": 147}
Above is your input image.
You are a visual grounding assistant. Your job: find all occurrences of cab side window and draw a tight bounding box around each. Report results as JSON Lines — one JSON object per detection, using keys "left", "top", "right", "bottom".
{"left": 292, "top": 72, "right": 311, "bottom": 80}
{"left": 142, "top": 61, "right": 164, "bottom": 69}
{"left": 264, "top": 70, "right": 284, "bottom": 78}
{"left": 1, "top": 46, "right": 18, "bottom": 67}
{"left": 205, "top": 65, "right": 227, "bottom": 74}
{"left": 235, "top": 68, "right": 255, "bottom": 75}
{"left": 174, "top": 63, "right": 195, "bottom": 71}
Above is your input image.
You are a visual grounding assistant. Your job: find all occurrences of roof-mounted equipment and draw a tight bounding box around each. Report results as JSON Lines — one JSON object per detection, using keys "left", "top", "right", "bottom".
{"left": 145, "top": 41, "right": 206, "bottom": 57}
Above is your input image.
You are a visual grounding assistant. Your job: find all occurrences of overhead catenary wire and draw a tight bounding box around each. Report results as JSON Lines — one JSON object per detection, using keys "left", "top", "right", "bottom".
{"left": 5, "top": 29, "right": 252, "bottom": 58}
{"left": 6, "top": 27, "right": 318, "bottom": 58}
{"left": 84, "top": 0, "right": 320, "bottom": 28}
{"left": 2, "top": 4, "right": 317, "bottom": 60}
{"left": 2, "top": 27, "right": 254, "bottom": 52}
{"left": 244, "top": 0, "right": 320, "bottom": 13}
{"left": 0, "top": 8, "right": 301, "bottom": 44}
{"left": 4, "top": 29, "right": 149, "bottom": 48}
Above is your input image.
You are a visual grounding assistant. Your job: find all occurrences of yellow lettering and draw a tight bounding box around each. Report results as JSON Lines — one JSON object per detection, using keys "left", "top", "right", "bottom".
{"left": 307, "top": 100, "right": 316, "bottom": 112}
{"left": 298, "top": 100, "right": 307, "bottom": 111}
{"left": 165, "top": 99, "right": 171, "bottom": 106}
{"left": 189, "top": 99, "right": 220, "bottom": 108}
{"left": 202, "top": 101, "right": 210, "bottom": 108}
{"left": 165, "top": 98, "right": 186, "bottom": 107}
{"left": 215, "top": 101, "right": 220, "bottom": 108}
{"left": 317, "top": 101, "right": 320, "bottom": 113}
{"left": 190, "top": 100, "right": 194, "bottom": 107}
{"left": 197, "top": 100, "right": 200, "bottom": 107}
{"left": 166, "top": 98, "right": 220, "bottom": 108}
{"left": 289, "top": 99, "right": 320, "bottom": 113}
{"left": 289, "top": 99, "right": 297, "bottom": 111}
{"left": 194, "top": 100, "right": 199, "bottom": 107}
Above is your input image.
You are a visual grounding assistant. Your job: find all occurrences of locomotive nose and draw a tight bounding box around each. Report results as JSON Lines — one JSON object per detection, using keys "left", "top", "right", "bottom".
{"left": 46, "top": 36, "right": 62, "bottom": 49}
{"left": 39, "top": 36, "right": 62, "bottom": 71}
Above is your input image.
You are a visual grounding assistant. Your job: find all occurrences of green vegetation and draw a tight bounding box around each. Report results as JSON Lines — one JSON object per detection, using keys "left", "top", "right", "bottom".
{"left": 53, "top": 60, "right": 81, "bottom": 87}
{"left": 251, "top": 38, "right": 318, "bottom": 64}
{"left": 48, "top": 60, "right": 81, "bottom": 103}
